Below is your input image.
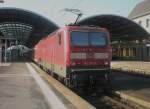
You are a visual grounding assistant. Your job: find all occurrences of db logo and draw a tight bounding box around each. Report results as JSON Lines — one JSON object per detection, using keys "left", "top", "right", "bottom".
{"left": 87, "top": 53, "right": 94, "bottom": 59}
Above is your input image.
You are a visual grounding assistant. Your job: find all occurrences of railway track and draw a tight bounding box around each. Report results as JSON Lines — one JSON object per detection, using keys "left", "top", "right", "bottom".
{"left": 73, "top": 88, "right": 140, "bottom": 109}
{"left": 81, "top": 95, "right": 132, "bottom": 109}
{"left": 31, "top": 63, "right": 148, "bottom": 109}
{"left": 77, "top": 91, "right": 148, "bottom": 109}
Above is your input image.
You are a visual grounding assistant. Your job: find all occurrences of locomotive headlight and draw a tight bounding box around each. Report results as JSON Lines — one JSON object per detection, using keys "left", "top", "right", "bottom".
{"left": 71, "top": 62, "right": 76, "bottom": 66}
{"left": 104, "top": 61, "right": 109, "bottom": 65}
{"left": 94, "top": 53, "right": 109, "bottom": 59}
{"left": 71, "top": 53, "right": 86, "bottom": 59}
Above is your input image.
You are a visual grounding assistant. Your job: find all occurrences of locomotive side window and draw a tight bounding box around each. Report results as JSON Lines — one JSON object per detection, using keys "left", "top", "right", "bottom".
{"left": 58, "top": 33, "right": 61, "bottom": 45}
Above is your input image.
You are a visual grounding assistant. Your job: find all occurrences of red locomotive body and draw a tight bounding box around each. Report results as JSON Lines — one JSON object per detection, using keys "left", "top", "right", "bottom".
{"left": 34, "top": 25, "right": 112, "bottom": 88}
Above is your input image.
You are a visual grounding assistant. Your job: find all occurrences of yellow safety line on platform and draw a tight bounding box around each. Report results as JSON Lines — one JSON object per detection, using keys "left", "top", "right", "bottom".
{"left": 31, "top": 63, "right": 96, "bottom": 109}
{"left": 26, "top": 63, "right": 68, "bottom": 109}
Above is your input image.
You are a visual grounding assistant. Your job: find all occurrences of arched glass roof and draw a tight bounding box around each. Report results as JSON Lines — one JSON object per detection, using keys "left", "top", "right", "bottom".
{"left": 0, "top": 22, "right": 32, "bottom": 43}
{"left": 0, "top": 7, "right": 59, "bottom": 47}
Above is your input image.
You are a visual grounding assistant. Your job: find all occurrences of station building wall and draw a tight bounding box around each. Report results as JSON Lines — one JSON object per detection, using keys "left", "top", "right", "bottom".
{"left": 132, "top": 14, "right": 150, "bottom": 33}
{"left": 128, "top": 14, "right": 150, "bottom": 61}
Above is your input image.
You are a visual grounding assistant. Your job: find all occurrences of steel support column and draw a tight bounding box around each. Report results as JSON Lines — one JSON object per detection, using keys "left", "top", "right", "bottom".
{"left": 0, "top": 39, "right": 2, "bottom": 63}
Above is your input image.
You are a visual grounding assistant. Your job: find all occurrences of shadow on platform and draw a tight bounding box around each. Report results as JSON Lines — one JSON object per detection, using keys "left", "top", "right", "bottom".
{"left": 111, "top": 72, "right": 150, "bottom": 92}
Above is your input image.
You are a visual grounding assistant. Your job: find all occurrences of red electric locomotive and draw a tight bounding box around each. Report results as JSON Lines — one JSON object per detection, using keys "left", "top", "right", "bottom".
{"left": 34, "top": 25, "right": 112, "bottom": 89}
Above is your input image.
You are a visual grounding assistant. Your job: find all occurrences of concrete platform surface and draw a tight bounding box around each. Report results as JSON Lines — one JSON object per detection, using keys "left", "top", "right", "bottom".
{"left": 111, "top": 61, "right": 150, "bottom": 76}
{"left": 111, "top": 72, "right": 150, "bottom": 108}
{"left": 0, "top": 62, "right": 50, "bottom": 109}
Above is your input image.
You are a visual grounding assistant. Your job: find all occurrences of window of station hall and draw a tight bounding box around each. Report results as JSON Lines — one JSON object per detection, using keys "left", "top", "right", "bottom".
{"left": 138, "top": 20, "right": 142, "bottom": 25}
{"left": 146, "top": 19, "right": 149, "bottom": 27}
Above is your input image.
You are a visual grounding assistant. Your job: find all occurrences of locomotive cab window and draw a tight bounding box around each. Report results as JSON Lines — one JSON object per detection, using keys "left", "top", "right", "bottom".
{"left": 71, "top": 31, "right": 108, "bottom": 46}
{"left": 71, "top": 31, "right": 89, "bottom": 46}
{"left": 89, "top": 32, "right": 108, "bottom": 46}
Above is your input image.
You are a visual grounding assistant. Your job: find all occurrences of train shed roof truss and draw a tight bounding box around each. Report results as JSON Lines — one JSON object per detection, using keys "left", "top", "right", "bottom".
{"left": 77, "top": 15, "right": 150, "bottom": 42}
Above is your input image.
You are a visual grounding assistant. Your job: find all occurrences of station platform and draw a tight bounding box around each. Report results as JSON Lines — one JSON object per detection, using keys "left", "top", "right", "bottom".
{"left": 111, "top": 70, "right": 150, "bottom": 108}
{"left": 111, "top": 61, "right": 150, "bottom": 76}
{"left": 0, "top": 62, "right": 51, "bottom": 109}
{"left": 0, "top": 62, "right": 74, "bottom": 109}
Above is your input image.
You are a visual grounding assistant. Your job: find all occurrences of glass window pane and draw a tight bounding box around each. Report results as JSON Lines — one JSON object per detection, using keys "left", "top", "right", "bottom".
{"left": 71, "top": 31, "right": 108, "bottom": 46}
{"left": 71, "top": 31, "right": 89, "bottom": 46}
{"left": 146, "top": 19, "right": 149, "bottom": 27}
{"left": 89, "top": 32, "right": 107, "bottom": 46}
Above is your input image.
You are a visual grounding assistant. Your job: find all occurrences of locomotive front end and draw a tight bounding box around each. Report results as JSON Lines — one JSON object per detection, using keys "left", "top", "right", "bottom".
{"left": 67, "top": 26, "right": 112, "bottom": 89}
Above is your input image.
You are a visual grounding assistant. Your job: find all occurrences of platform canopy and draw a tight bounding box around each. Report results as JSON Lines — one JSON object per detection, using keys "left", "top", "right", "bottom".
{"left": 0, "top": 7, "right": 59, "bottom": 47}
{"left": 77, "top": 15, "right": 150, "bottom": 42}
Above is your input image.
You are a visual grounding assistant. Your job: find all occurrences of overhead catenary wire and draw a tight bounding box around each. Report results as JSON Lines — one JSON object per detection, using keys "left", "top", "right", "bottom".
{"left": 71, "top": 0, "right": 84, "bottom": 9}
{"left": 60, "top": 0, "right": 85, "bottom": 19}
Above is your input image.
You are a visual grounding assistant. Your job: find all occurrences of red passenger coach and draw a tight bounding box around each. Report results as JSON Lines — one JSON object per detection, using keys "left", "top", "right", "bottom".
{"left": 34, "top": 25, "right": 112, "bottom": 89}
